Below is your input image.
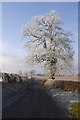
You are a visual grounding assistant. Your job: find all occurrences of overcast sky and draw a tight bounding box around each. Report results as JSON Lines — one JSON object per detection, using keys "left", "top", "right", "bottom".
{"left": 0, "top": 2, "right": 78, "bottom": 75}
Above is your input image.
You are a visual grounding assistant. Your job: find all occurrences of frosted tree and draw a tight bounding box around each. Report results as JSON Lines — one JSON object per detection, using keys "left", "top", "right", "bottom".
{"left": 21, "top": 10, "right": 74, "bottom": 79}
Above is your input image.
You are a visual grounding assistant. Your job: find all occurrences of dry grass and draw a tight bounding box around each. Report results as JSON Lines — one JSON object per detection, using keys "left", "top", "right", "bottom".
{"left": 33, "top": 76, "right": 80, "bottom": 82}
{"left": 33, "top": 76, "right": 48, "bottom": 80}
{"left": 55, "top": 76, "right": 79, "bottom": 81}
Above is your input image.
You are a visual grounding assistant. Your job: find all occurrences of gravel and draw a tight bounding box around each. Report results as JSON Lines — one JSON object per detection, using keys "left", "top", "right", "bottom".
{"left": 49, "top": 87, "right": 80, "bottom": 113}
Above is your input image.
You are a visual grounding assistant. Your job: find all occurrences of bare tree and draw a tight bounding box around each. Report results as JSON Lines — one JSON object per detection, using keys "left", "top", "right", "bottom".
{"left": 21, "top": 10, "right": 75, "bottom": 79}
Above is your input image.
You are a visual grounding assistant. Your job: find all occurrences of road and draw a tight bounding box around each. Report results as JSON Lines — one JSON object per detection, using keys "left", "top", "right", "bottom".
{"left": 2, "top": 78, "right": 69, "bottom": 118}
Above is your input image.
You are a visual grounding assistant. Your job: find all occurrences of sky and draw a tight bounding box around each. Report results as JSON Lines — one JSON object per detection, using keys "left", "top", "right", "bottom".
{"left": 1, "top": 0, "right": 79, "bottom": 2}
{"left": 0, "top": 2, "right": 78, "bottom": 74}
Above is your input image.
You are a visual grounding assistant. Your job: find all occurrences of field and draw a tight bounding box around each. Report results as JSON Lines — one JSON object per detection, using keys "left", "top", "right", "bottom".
{"left": 33, "top": 76, "right": 79, "bottom": 81}
{"left": 33, "top": 75, "right": 80, "bottom": 93}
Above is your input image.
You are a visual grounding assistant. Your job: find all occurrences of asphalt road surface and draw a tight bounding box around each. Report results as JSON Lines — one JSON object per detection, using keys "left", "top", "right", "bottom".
{"left": 2, "top": 78, "right": 69, "bottom": 119}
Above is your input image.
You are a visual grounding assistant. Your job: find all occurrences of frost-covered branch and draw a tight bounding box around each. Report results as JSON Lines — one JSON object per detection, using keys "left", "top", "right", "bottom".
{"left": 21, "top": 10, "right": 75, "bottom": 78}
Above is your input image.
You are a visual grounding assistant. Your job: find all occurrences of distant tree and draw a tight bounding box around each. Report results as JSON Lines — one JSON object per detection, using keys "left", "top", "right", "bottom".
{"left": 18, "top": 70, "right": 23, "bottom": 76}
{"left": 21, "top": 10, "right": 75, "bottom": 79}
{"left": 28, "top": 69, "right": 36, "bottom": 77}
{"left": 23, "top": 71, "right": 28, "bottom": 77}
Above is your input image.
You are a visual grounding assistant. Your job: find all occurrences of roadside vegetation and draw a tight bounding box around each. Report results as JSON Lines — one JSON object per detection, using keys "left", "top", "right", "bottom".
{"left": 70, "top": 101, "right": 80, "bottom": 119}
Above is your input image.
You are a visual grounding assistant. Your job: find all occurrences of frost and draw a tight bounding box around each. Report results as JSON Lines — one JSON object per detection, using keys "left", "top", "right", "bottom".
{"left": 21, "top": 10, "right": 75, "bottom": 78}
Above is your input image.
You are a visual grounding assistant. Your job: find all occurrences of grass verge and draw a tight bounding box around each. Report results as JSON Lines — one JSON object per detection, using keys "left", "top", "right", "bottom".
{"left": 70, "top": 101, "right": 80, "bottom": 119}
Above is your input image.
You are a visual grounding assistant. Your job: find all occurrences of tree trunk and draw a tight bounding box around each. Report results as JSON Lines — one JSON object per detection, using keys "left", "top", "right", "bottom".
{"left": 48, "top": 58, "right": 57, "bottom": 79}
{"left": 48, "top": 72, "right": 55, "bottom": 79}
